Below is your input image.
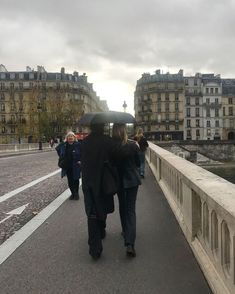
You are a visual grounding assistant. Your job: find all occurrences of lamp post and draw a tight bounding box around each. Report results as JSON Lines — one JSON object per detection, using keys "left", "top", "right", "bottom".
{"left": 37, "top": 103, "right": 42, "bottom": 150}
{"left": 122, "top": 100, "right": 127, "bottom": 112}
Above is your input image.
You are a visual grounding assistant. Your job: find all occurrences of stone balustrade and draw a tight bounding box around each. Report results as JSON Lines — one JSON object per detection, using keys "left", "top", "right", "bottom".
{"left": 146, "top": 142, "right": 235, "bottom": 294}
{"left": 0, "top": 143, "right": 51, "bottom": 152}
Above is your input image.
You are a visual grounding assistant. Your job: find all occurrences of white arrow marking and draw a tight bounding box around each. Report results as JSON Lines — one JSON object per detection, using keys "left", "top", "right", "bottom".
{"left": 0, "top": 203, "right": 29, "bottom": 225}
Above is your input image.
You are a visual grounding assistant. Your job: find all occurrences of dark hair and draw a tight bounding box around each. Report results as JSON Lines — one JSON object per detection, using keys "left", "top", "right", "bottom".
{"left": 90, "top": 124, "right": 104, "bottom": 135}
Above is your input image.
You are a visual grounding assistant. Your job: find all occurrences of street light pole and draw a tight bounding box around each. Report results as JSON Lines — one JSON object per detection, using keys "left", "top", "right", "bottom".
{"left": 37, "top": 103, "right": 42, "bottom": 150}
{"left": 122, "top": 100, "right": 127, "bottom": 112}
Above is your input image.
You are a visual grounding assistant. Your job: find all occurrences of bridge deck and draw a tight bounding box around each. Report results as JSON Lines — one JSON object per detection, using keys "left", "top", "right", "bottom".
{"left": 0, "top": 165, "right": 212, "bottom": 294}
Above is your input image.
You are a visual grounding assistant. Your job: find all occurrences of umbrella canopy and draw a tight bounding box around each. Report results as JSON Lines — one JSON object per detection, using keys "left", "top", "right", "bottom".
{"left": 79, "top": 111, "right": 135, "bottom": 125}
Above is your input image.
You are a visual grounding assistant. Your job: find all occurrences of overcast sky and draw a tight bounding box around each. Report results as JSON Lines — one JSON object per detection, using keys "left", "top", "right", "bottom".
{"left": 1, "top": 0, "right": 235, "bottom": 113}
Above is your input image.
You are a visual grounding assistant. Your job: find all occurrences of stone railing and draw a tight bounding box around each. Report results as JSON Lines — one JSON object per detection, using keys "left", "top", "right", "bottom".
{"left": 146, "top": 142, "right": 235, "bottom": 294}
{"left": 0, "top": 143, "right": 51, "bottom": 152}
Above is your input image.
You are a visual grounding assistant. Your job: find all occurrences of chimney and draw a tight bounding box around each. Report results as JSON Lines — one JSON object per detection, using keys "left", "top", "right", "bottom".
{"left": 61, "top": 67, "right": 65, "bottom": 74}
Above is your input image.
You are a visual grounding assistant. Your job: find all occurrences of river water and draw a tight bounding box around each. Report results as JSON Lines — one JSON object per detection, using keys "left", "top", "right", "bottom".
{"left": 203, "top": 164, "right": 235, "bottom": 185}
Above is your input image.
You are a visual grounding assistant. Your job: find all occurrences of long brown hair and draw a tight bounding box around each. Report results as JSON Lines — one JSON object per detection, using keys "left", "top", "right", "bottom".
{"left": 135, "top": 127, "right": 144, "bottom": 142}
{"left": 112, "top": 124, "right": 128, "bottom": 145}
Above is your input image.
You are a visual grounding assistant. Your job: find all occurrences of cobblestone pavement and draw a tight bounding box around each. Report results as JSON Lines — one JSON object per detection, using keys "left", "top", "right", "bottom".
{"left": 0, "top": 151, "right": 69, "bottom": 245}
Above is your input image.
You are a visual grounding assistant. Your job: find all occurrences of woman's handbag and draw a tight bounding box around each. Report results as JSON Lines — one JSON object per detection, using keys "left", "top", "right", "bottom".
{"left": 101, "top": 161, "right": 119, "bottom": 196}
{"left": 58, "top": 155, "right": 69, "bottom": 170}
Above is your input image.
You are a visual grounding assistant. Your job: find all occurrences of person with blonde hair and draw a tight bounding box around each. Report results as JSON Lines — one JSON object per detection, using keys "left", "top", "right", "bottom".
{"left": 112, "top": 123, "right": 141, "bottom": 257}
{"left": 134, "top": 127, "right": 149, "bottom": 178}
{"left": 56, "top": 131, "right": 81, "bottom": 200}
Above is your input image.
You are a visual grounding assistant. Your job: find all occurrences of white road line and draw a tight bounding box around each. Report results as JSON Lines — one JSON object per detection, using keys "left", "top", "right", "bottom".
{"left": 0, "top": 188, "right": 71, "bottom": 265}
{"left": 0, "top": 169, "right": 61, "bottom": 203}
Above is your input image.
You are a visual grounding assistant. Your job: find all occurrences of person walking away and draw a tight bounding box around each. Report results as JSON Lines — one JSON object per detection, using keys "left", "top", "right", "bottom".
{"left": 81, "top": 124, "right": 119, "bottom": 260}
{"left": 112, "top": 124, "right": 141, "bottom": 257}
{"left": 134, "top": 128, "right": 148, "bottom": 178}
{"left": 56, "top": 131, "right": 81, "bottom": 200}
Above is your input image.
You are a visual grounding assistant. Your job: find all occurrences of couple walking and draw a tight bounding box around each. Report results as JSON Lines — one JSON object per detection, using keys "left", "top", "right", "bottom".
{"left": 82, "top": 123, "right": 141, "bottom": 260}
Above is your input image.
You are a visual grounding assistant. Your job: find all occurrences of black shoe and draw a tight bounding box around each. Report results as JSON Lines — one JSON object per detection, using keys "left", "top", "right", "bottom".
{"left": 141, "top": 175, "right": 145, "bottom": 179}
{"left": 126, "top": 245, "right": 136, "bottom": 257}
{"left": 90, "top": 250, "right": 102, "bottom": 260}
{"left": 69, "top": 194, "right": 74, "bottom": 200}
{"left": 73, "top": 194, "right": 79, "bottom": 200}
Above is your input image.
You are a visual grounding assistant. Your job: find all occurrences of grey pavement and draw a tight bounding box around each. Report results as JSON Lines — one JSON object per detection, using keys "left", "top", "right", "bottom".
{"left": 0, "top": 165, "right": 212, "bottom": 294}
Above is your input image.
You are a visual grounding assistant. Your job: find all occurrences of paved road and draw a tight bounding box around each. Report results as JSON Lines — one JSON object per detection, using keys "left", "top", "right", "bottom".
{"left": 0, "top": 151, "right": 67, "bottom": 245}
{"left": 0, "top": 165, "right": 212, "bottom": 294}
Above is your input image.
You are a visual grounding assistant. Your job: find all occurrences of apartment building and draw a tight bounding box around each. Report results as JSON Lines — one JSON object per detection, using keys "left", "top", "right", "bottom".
{"left": 201, "top": 74, "right": 222, "bottom": 140}
{"left": 0, "top": 65, "right": 108, "bottom": 143}
{"left": 134, "top": 69, "right": 184, "bottom": 140}
{"left": 184, "top": 74, "right": 203, "bottom": 140}
{"left": 222, "top": 79, "right": 235, "bottom": 140}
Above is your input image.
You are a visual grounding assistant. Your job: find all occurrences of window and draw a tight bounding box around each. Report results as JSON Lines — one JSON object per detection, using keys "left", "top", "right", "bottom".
{"left": 175, "top": 113, "right": 179, "bottom": 120}
{"left": 1, "top": 115, "right": 5, "bottom": 123}
{"left": 210, "top": 88, "right": 214, "bottom": 94}
{"left": 215, "top": 109, "right": 219, "bottom": 117}
{"left": 194, "top": 89, "right": 198, "bottom": 95}
{"left": 29, "top": 82, "right": 34, "bottom": 88}
{"left": 229, "top": 107, "right": 233, "bottom": 116}
{"left": 186, "top": 97, "right": 190, "bottom": 105}
{"left": 1, "top": 103, "right": 5, "bottom": 111}
{"left": 206, "top": 88, "right": 209, "bottom": 94}
{"left": 175, "top": 103, "right": 179, "bottom": 111}
{"left": 1, "top": 126, "right": 6, "bottom": 133}
{"left": 11, "top": 115, "right": 15, "bottom": 123}
{"left": 215, "top": 120, "right": 219, "bottom": 127}
{"left": 165, "top": 103, "right": 169, "bottom": 111}
{"left": 10, "top": 83, "right": 14, "bottom": 89}
{"left": 206, "top": 98, "right": 210, "bottom": 104}
{"left": 223, "top": 107, "right": 226, "bottom": 116}
{"left": 11, "top": 103, "right": 15, "bottom": 111}
{"left": 157, "top": 102, "right": 161, "bottom": 113}
{"left": 175, "top": 124, "right": 179, "bottom": 130}
{"left": 215, "top": 88, "right": 218, "bottom": 94}
{"left": 166, "top": 125, "right": 170, "bottom": 130}
{"left": 207, "top": 129, "right": 211, "bottom": 136}
{"left": 175, "top": 93, "right": 179, "bottom": 101}
{"left": 187, "top": 130, "right": 191, "bottom": 138}
{"left": 29, "top": 73, "right": 34, "bottom": 79}
{"left": 0, "top": 73, "right": 6, "bottom": 79}
{"left": 215, "top": 98, "right": 218, "bottom": 104}
{"left": 196, "top": 119, "right": 200, "bottom": 127}
{"left": 195, "top": 97, "right": 199, "bottom": 105}
{"left": 165, "top": 93, "right": 169, "bottom": 101}
{"left": 19, "top": 73, "right": 24, "bottom": 79}
{"left": 19, "top": 82, "right": 23, "bottom": 89}
{"left": 186, "top": 108, "right": 191, "bottom": 117}
{"left": 196, "top": 108, "right": 200, "bottom": 117}
{"left": 157, "top": 94, "right": 161, "bottom": 101}
{"left": 11, "top": 126, "right": 15, "bottom": 133}
{"left": 206, "top": 109, "right": 210, "bottom": 117}
{"left": 228, "top": 98, "right": 233, "bottom": 104}
{"left": 185, "top": 79, "right": 188, "bottom": 85}
{"left": 0, "top": 93, "right": 4, "bottom": 100}
{"left": 229, "top": 119, "right": 234, "bottom": 128}
{"left": 194, "top": 79, "right": 197, "bottom": 86}
{"left": 196, "top": 129, "right": 200, "bottom": 137}
{"left": 207, "top": 120, "right": 211, "bottom": 127}
{"left": 187, "top": 119, "right": 191, "bottom": 127}
{"left": 10, "top": 73, "right": 15, "bottom": 80}
{"left": 166, "top": 113, "right": 169, "bottom": 121}
{"left": 0, "top": 82, "right": 5, "bottom": 90}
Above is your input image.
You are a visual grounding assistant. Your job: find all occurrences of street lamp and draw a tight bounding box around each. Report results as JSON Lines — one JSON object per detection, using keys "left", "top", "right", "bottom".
{"left": 123, "top": 100, "right": 127, "bottom": 112}
{"left": 37, "top": 103, "right": 42, "bottom": 150}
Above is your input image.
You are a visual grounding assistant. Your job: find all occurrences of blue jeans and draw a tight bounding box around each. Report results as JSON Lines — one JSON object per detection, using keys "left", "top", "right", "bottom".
{"left": 124, "top": 186, "right": 138, "bottom": 246}
{"left": 139, "top": 152, "right": 145, "bottom": 176}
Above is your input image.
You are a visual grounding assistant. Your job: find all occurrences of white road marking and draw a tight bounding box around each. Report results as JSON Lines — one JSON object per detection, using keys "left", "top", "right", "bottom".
{"left": 0, "top": 169, "right": 61, "bottom": 203}
{"left": 0, "top": 189, "right": 70, "bottom": 265}
{"left": 0, "top": 203, "right": 29, "bottom": 224}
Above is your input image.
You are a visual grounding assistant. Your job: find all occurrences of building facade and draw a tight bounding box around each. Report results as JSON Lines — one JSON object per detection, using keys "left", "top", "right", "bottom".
{"left": 222, "top": 79, "right": 235, "bottom": 140}
{"left": 134, "top": 69, "right": 184, "bottom": 141}
{"left": 0, "top": 65, "right": 108, "bottom": 143}
{"left": 184, "top": 74, "right": 203, "bottom": 140}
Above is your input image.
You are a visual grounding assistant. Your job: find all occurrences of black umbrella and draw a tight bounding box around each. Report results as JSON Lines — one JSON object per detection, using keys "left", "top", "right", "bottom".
{"left": 79, "top": 111, "right": 135, "bottom": 125}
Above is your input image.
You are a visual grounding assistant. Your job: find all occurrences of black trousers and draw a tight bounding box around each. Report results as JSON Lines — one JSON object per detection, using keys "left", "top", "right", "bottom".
{"left": 66, "top": 169, "right": 79, "bottom": 196}
{"left": 117, "top": 189, "right": 126, "bottom": 234}
{"left": 88, "top": 216, "right": 106, "bottom": 256}
{"left": 123, "top": 186, "right": 138, "bottom": 246}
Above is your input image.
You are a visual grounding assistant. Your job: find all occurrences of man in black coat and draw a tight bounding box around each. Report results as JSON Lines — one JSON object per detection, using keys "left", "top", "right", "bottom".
{"left": 81, "top": 124, "right": 117, "bottom": 259}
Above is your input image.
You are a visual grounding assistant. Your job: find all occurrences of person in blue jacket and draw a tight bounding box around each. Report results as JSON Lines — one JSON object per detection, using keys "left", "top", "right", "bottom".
{"left": 56, "top": 131, "right": 81, "bottom": 200}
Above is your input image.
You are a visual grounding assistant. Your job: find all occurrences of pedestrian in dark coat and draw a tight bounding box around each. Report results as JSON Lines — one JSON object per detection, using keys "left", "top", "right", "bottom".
{"left": 112, "top": 124, "right": 141, "bottom": 257}
{"left": 81, "top": 124, "right": 119, "bottom": 259}
{"left": 134, "top": 128, "right": 149, "bottom": 178}
{"left": 56, "top": 131, "right": 81, "bottom": 200}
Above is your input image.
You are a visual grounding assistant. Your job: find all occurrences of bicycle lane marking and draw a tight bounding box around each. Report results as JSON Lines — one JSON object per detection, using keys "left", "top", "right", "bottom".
{"left": 0, "top": 169, "right": 61, "bottom": 204}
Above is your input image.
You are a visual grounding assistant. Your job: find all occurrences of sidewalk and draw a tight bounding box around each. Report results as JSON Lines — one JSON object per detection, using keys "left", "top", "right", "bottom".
{"left": 0, "top": 166, "right": 212, "bottom": 294}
